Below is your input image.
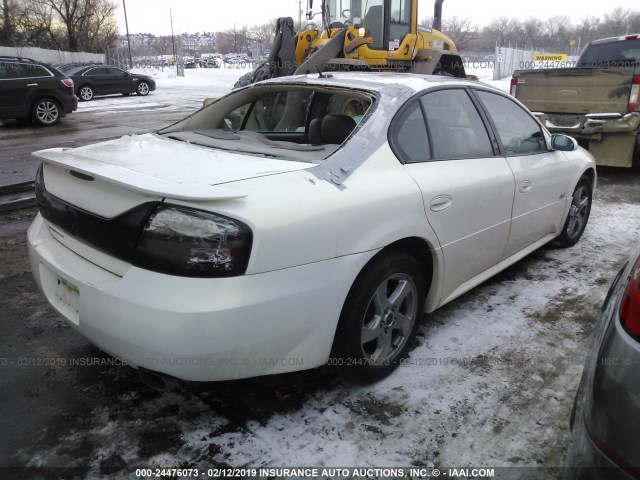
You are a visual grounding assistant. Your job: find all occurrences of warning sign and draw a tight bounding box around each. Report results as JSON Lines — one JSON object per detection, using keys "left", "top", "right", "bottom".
{"left": 533, "top": 53, "right": 567, "bottom": 61}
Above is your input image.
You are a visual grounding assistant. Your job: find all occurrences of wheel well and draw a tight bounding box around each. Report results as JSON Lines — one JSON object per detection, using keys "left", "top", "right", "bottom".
{"left": 379, "top": 237, "right": 434, "bottom": 294}
{"left": 31, "top": 96, "right": 60, "bottom": 110}
{"left": 582, "top": 167, "right": 596, "bottom": 187}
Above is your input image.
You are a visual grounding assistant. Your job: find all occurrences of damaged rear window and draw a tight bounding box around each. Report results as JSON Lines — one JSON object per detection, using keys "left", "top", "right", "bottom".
{"left": 158, "top": 85, "right": 375, "bottom": 163}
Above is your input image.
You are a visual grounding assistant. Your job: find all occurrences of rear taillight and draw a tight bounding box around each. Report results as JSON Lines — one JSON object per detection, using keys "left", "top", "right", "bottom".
{"left": 61, "top": 78, "right": 74, "bottom": 89}
{"left": 620, "top": 255, "right": 640, "bottom": 339}
{"left": 133, "top": 205, "right": 253, "bottom": 277}
{"left": 625, "top": 34, "right": 639, "bottom": 40}
{"left": 510, "top": 77, "right": 517, "bottom": 97}
{"left": 628, "top": 76, "right": 640, "bottom": 113}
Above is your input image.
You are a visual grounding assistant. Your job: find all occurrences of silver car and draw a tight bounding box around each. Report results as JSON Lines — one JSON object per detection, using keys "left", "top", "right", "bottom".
{"left": 566, "top": 247, "right": 640, "bottom": 479}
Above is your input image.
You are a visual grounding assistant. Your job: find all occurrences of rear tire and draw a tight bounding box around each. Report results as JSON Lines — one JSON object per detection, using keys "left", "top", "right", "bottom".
{"left": 553, "top": 175, "right": 592, "bottom": 248}
{"left": 78, "top": 85, "right": 94, "bottom": 101}
{"left": 31, "top": 98, "right": 61, "bottom": 126}
{"left": 136, "top": 81, "right": 150, "bottom": 96}
{"left": 332, "top": 251, "right": 425, "bottom": 382}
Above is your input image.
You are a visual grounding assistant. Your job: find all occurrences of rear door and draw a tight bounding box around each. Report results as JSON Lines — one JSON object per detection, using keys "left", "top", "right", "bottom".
{"left": 82, "top": 67, "right": 109, "bottom": 94}
{"left": 392, "top": 88, "right": 516, "bottom": 304}
{"left": 104, "top": 67, "right": 132, "bottom": 93}
{"left": 473, "top": 89, "right": 571, "bottom": 257}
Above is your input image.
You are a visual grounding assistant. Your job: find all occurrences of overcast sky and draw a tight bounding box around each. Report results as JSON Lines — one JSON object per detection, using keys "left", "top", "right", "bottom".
{"left": 116, "top": 0, "right": 639, "bottom": 36}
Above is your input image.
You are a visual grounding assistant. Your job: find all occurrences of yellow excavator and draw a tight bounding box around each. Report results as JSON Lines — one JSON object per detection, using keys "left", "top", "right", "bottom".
{"left": 235, "top": 0, "right": 469, "bottom": 88}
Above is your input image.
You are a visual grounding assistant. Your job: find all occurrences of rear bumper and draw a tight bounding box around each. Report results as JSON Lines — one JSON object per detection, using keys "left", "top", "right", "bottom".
{"left": 27, "top": 213, "right": 371, "bottom": 381}
{"left": 63, "top": 95, "right": 78, "bottom": 114}
{"left": 536, "top": 112, "right": 639, "bottom": 167}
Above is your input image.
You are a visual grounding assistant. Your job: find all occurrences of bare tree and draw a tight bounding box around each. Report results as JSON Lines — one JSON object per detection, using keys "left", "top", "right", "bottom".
{"left": 442, "top": 16, "right": 478, "bottom": 50}
{"left": 8, "top": 0, "right": 118, "bottom": 52}
{"left": 0, "top": 0, "right": 16, "bottom": 45}
{"left": 520, "top": 17, "right": 543, "bottom": 49}
{"left": 247, "top": 20, "right": 278, "bottom": 53}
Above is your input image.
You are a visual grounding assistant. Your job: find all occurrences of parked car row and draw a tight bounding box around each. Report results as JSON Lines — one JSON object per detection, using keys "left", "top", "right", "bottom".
{"left": 0, "top": 56, "right": 156, "bottom": 126}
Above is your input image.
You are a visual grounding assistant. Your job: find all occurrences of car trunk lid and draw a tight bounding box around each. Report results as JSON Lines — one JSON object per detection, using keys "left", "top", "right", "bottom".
{"left": 33, "top": 132, "right": 313, "bottom": 217}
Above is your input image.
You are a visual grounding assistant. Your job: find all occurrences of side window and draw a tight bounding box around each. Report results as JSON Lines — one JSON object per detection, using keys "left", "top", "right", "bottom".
{"left": 390, "top": 101, "right": 431, "bottom": 163}
{"left": 107, "top": 68, "right": 125, "bottom": 76}
{"left": 218, "top": 104, "right": 250, "bottom": 132}
{"left": 420, "top": 89, "right": 494, "bottom": 160}
{"left": 30, "top": 65, "right": 51, "bottom": 78}
{"left": 6, "top": 63, "right": 29, "bottom": 79}
{"left": 0, "top": 61, "right": 18, "bottom": 79}
{"left": 476, "top": 90, "right": 547, "bottom": 155}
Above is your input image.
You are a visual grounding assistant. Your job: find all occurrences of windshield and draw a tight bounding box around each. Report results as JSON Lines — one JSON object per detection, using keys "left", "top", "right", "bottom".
{"left": 326, "top": 0, "right": 382, "bottom": 26}
{"left": 158, "top": 85, "right": 374, "bottom": 163}
{"left": 578, "top": 38, "right": 640, "bottom": 67}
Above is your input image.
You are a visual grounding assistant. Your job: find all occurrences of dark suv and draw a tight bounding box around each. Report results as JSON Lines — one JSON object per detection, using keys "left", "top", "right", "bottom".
{"left": 0, "top": 57, "right": 78, "bottom": 126}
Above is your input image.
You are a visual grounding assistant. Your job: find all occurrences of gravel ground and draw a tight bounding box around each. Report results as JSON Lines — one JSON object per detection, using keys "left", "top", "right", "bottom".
{"left": 1, "top": 167, "right": 639, "bottom": 479}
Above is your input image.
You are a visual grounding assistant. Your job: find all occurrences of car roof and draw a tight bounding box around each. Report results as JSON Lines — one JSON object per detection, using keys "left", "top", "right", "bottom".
{"left": 255, "top": 71, "right": 499, "bottom": 95}
{"left": 590, "top": 33, "right": 640, "bottom": 44}
{"left": 0, "top": 56, "right": 40, "bottom": 63}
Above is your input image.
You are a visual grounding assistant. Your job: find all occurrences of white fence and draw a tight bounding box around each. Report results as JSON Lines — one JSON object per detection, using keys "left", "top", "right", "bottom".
{"left": 493, "top": 46, "right": 536, "bottom": 80}
{"left": 0, "top": 46, "right": 104, "bottom": 65}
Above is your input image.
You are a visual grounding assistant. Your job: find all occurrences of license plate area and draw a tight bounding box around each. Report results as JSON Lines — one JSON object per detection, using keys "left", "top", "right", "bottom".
{"left": 54, "top": 277, "right": 80, "bottom": 325}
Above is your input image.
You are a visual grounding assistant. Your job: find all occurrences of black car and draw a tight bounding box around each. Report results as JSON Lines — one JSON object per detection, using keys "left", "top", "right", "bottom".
{"left": 67, "top": 65, "right": 156, "bottom": 101}
{"left": 0, "top": 56, "right": 78, "bottom": 126}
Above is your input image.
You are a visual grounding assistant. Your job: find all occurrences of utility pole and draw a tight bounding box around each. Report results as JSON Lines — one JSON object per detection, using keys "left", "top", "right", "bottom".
{"left": 122, "top": 0, "right": 134, "bottom": 69}
{"left": 170, "top": 9, "right": 178, "bottom": 75}
{"left": 298, "top": 0, "right": 302, "bottom": 30}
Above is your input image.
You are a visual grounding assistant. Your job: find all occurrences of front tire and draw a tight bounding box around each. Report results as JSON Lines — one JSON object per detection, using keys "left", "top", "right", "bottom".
{"left": 332, "top": 251, "right": 425, "bottom": 382}
{"left": 136, "top": 81, "right": 150, "bottom": 96}
{"left": 32, "top": 98, "right": 61, "bottom": 126}
{"left": 78, "top": 85, "right": 94, "bottom": 101}
{"left": 554, "top": 175, "right": 593, "bottom": 247}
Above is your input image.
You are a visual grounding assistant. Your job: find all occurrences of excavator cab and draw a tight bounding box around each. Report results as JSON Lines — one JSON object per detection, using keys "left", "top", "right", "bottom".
{"left": 324, "top": 0, "right": 413, "bottom": 51}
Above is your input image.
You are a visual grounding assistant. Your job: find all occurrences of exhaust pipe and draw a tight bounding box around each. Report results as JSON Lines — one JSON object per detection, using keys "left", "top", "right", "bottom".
{"left": 433, "top": 0, "right": 444, "bottom": 31}
{"left": 138, "top": 368, "right": 179, "bottom": 391}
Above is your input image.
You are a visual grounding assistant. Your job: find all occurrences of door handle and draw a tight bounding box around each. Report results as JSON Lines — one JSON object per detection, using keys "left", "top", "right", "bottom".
{"left": 430, "top": 194, "right": 453, "bottom": 212}
{"left": 27, "top": 83, "right": 38, "bottom": 86}
{"left": 519, "top": 180, "right": 532, "bottom": 193}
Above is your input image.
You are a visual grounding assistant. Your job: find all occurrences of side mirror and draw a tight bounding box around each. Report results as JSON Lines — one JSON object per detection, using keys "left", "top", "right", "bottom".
{"left": 123, "top": 72, "right": 129, "bottom": 77}
{"left": 551, "top": 134, "right": 578, "bottom": 152}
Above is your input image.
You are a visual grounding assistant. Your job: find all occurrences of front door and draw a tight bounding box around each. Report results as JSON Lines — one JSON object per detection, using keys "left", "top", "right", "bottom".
{"left": 473, "top": 90, "right": 571, "bottom": 257}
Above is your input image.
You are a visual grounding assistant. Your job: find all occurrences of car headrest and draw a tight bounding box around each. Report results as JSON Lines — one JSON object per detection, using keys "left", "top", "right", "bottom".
{"left": 321, "top": 114, "right": 357, "bottom": 144}
{"left": 308, "top": 118, "right": 323, "bottom": 144}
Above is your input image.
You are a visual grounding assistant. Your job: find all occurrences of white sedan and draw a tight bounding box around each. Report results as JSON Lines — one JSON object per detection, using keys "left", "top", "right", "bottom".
{"left": 27, "top": 73, "right": 595, "bottom": 382}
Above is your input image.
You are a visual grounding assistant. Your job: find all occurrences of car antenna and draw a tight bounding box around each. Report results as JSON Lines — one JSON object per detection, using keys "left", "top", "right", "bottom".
{"left": 316, "top": 66, "right": 326, "bottom": 78}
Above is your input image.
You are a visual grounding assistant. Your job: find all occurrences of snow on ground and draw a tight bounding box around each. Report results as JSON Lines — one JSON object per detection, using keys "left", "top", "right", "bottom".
{"left": 15, "top": 65, "right": 637, "bottom": 477}
{"left": 16, "top": 188, "right": 640, "bottom": 476}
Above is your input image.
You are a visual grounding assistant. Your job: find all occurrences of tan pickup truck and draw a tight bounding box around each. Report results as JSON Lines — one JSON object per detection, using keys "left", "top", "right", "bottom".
{"left": 511, "top": 34, "right": 640, "bottom": 168}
